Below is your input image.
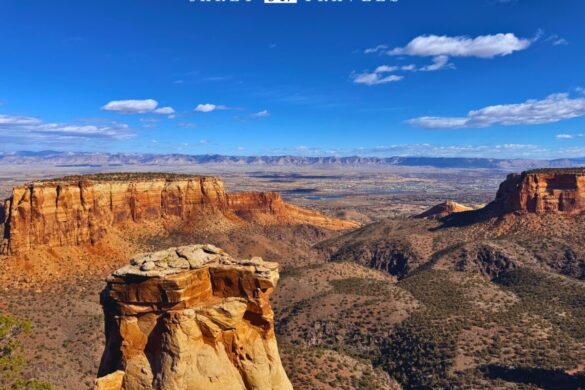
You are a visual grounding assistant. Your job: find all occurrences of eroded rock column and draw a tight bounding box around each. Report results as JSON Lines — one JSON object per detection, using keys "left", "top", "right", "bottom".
{"left": 95, "top": 244, "right": 293, "bottom": 390}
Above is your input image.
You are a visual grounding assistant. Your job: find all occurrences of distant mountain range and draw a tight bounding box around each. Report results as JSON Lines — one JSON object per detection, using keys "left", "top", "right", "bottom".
{"left": 2, "top": 150, "right": 585, "bottom": 171}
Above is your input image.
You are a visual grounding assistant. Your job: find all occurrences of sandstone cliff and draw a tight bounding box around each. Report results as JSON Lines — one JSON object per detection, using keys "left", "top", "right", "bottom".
{"left": 1, "top": 173, "right": 356, "bottom": 255}
{"left": 492, "top": 168, "right": 585, "bottom": 214}
{"left": 95, "top": 244, "right": 293, "bottom": 390}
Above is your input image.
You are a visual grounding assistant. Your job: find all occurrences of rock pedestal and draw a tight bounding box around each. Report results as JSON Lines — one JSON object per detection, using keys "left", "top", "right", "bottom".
{"left": 95, "top": 244, "right": 293, "bottom": 390}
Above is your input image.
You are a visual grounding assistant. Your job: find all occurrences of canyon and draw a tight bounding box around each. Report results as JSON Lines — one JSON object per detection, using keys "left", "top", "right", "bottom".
{"left": 4, "top": 167, "right": 585, "bottom": 389}
{"left": 95, "top": 244, "right": 291, "bottom": 390}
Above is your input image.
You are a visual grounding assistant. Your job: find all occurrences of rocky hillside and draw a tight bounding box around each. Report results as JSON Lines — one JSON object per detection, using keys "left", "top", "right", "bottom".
{"left": 95, "top": 244, "right": 292, "bottom": 390}
{"left": 0, "top": 172, "right": 356, "bottom": 255}
{"left": 414, "top": 201, "right": 473, "bottom": 220}
{"left": 322, "top": 168, "right": 585, "bottom": 281}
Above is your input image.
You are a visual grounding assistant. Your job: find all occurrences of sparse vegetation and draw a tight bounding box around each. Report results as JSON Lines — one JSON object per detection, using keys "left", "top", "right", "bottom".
{"left": 0, "top": 314, "right": 52, "bottom": 389}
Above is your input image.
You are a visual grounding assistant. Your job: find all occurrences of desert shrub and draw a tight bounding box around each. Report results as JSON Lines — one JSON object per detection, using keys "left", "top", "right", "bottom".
{"left": 380, "top": 312, "right": 458, "bottom": 389}
{"left": 0, "top": 314, "right": 52, "bottom": 389}
{"left": 329, "top": 277, "right": 394, "bottom": 297}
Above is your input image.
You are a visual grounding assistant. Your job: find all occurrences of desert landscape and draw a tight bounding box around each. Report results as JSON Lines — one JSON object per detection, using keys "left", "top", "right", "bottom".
{"left": 2, "top": 158, "right": 585, "bottom": 389}
{"left": 2, "top": 1, "right": 585, "bottom": 388}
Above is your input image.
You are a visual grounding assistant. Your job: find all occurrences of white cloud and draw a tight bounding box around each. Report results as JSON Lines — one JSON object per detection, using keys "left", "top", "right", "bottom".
{"left": 32, "top": 123, "right": 132, "bottom": 139}
{"left": 388, "top": 33, "right": 532, "bottom": 58}
{"left": 407, "top": 117, "right": 469, "bottom": 129}
{"left": 0, "top": 112, "right": 134, "bottom": 145}
{"left": 556, "top": 133, "right": 583, "bottom": 139}
{"left": 153, "top": 106, "right": 175, "bottom": 115}
{"left": 364, "top": 44, "right": 388, "bottom": 54}
{"left": 420, "top": 55, "right": 453, "bottom": 71}
{"left": 101, "top": 99, "right": 158, "bottom": 114}
{"left": 359, "top": 33, "right": 530, "bottom": 83}
{"left": 352, "top": 65, "right": 405, "bottom": 86}
{"left": 194, "top": 103, "right": 228, "bottom": 113}
{"left": 407, "top": 93, "right": 585, "bottom": 129}
{"left": 101, "top": 99, "right": 175, "bottom": 118}
{"left": 252, "top": 110, "right": 270, "bottom": 118}
{"left": 0, "top": 114, "right": 42, "bottom": 126}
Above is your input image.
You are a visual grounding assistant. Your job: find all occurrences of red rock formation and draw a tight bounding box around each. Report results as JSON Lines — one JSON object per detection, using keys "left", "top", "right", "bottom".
{"left": 414, "top": 201, "right": 473, "bottom": 220}
{"left": 95, "top": 244, "right": 292, "bottom": 390}
{"left": 1, "top": 173, "right": 357, "bottom": 254}
{"left": 494, "top": 169, "right": 585, "bottom": 214}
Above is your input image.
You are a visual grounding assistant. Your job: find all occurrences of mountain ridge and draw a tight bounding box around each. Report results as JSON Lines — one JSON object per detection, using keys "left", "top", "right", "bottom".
{"left": 3, "top": 151, "right": 585, "bottom": 170}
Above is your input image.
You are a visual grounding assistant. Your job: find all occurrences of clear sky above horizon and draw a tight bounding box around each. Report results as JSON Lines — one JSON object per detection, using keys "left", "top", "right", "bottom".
{"left": 1, "top": 0, "right": 584, "bottom": 158}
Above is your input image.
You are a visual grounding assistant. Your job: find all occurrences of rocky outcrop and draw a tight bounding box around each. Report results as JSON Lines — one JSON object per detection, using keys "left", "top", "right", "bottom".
{"left": 96, "top": 244, "right": 293, "bottom": 390}
{"left": 414, "top": 201, "right": 473, "bottom": 220}
{"left": 1, "top": 173, "right": 356, "bottom": 255}
{"left": 493, "top": 169, "right": 585, "bottom": 214}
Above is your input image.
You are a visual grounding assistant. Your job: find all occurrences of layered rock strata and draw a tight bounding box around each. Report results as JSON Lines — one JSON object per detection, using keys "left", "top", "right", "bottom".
{"left": 95, "top": 244, "right": 293, "bottom": 390}
{"left": 493, "top": 168, "right": 585, "bottom": 214}
{"left": 1, "top": 173, "right": 356, "bottom": 254}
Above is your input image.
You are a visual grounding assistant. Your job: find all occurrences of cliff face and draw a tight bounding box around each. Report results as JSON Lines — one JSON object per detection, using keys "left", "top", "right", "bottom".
{"left": 494, "top": 169, "right": 585, "bottom": 214}
{"left": 95, "top": 244, "right": 292, "bottom": 390}
{"left": 1, "top": 173, "right": 356, "bottom": 255}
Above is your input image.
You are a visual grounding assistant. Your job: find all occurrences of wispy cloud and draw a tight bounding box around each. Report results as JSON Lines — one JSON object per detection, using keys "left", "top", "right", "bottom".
{"left": 101, "top": 99, "right": 175, "bottom": 117}
{"left": 364, "top": 44, "right": 388, "bottom": 54}
{"left": 545, "top": 34, "right": 568, "bottom": 46}
{"left": 194, "top": 103, "right": 229, "bottom": 113}
{"left": 420, "top": 55, "right": 454, "bottom": 71}
{"left": 0, "top": 113, "right": 134, "bottom": 146}
{"left": 352, "top": 65, "right": 408, "bottom": 86}
{"left": 556, "top": 133, "right": 583, "bottom": 139}
{"left": 252, "top": 110, "right": 270, "bottom": 118}
{"left": 407, "top": 93, "right": 585, "bottom": 129}
{"left": 0, "top": 114, "right": 42, "bottom": 126}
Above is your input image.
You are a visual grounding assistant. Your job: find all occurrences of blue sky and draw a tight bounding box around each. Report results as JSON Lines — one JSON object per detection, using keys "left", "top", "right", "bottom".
{"left": 1, "top": 0, "right": 584, "bottom": 158}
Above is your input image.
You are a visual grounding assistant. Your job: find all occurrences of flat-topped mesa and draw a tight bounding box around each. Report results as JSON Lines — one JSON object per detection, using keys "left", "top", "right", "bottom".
{"left": 493, "top": 168, "right": 585, "bottom": 214}
{"left": 1, "top": 172, "right": 357, "bottom": 255}
{"left": 95, "top": 244, "right": 293, "bottom": 390}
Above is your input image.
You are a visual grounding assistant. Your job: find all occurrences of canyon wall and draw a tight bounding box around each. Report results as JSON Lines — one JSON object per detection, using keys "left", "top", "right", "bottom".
{"left": 95, "top": 244, "right": 292, "bottom": 390}
{"left": 494, "top": 169, "right": 585, "bottom": 214}
{"left": 1, "top": 173, "right": 356, "bottom": 255}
